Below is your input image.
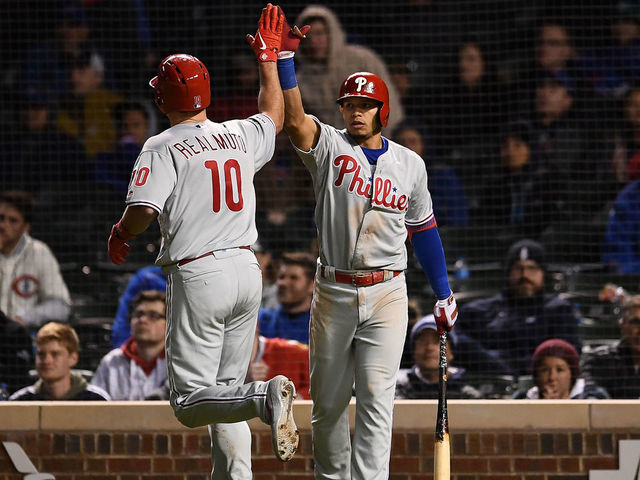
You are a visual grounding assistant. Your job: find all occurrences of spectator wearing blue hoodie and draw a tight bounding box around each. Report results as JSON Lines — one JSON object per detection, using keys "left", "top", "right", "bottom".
{"left": 602, "top": 179, "right": 640, "bottom": 273}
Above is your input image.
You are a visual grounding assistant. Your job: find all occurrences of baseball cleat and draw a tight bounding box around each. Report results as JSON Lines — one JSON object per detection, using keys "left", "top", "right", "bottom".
{"left": 266, "top": 375, "right": 299, "bottom": 462}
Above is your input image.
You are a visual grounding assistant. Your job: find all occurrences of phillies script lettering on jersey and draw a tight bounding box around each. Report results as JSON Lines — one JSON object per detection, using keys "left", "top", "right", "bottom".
{"left": 172, "top": 132, "right": 248, "bottom": 159}
{"left": 333, "top": 155, "right": 408, "bottom": 211}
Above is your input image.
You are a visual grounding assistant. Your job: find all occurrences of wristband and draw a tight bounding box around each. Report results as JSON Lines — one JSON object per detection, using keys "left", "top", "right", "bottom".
{"left": 277, "top": 55, "right": 297, "bottom": 90}
{"left": 115, "top": 220, "right": 136, "bottom": 241}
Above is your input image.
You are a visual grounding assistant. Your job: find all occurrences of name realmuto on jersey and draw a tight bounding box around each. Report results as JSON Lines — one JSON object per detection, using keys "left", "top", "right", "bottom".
{"left": 172, "top": 132, "right": 247, "bottom": 158}
{"left": 333, "top": 155, "right": 409, "bottom": 212}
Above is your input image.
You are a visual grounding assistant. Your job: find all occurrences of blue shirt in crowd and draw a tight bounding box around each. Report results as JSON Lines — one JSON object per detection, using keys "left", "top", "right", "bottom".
{"left": 258, "top": 305, "right": 310, "bottom": 345}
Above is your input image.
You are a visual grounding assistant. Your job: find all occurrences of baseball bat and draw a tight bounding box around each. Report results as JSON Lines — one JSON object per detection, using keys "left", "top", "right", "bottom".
{"left": 434, "top": 331, "right": 450, "bottom": 480}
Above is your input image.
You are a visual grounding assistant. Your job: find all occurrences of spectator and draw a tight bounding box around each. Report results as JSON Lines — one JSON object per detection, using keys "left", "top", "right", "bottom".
{"left": 474, "top": 121, "right": 563, "bottom": 238}
{"left": 457, "top": 239, "right": 581, "bottom": 376}
{"left": 0, "top": 88, "right": 86, "bottom": 194}
{"left": 529, "top": 72, "right": 613, "bottom": 219}
{"left": 94, "top": 101, "right": 153, "bottom": 194}
{"left": 246, "top": 323, "right": 310, "bottom": 399}
{"left": 431, "top": 40, "right": 501, "bottom": 161}
{"left": 581, "top": 295, "right": 640, "bottom": 398}
{"left": 537, "top": 23, "right": 576, "bottom": 77}
{"left": 387, "top": 59, "right": 429, "bottom": 121}
{"left": 395, "top": 315, "right": 482, "bottom": 399}
{"left": 0, "top": 310, "right": 33, "bottom": 396}
{"left": 92, "top": 291, "right": 167, "bottom": 400}
{"left": 400, "top": 298, "right": 422, "bottom": 369}
{"left": 9, "top": 322, "right": 109, "bottom": 401}
{"left": 253, "top": 241, "right": 279, "bottom": 310}
{"left": 0, "top": 191, "right": 71, "bottom": 328}
{"left": 610, "top": 88, "right": 640, "bottom": 185}
{"left": 392, "top": 122, "right": 469, "bottom": 227}
{"left": 111, "top": 264, "right": 165, "bottom": 347}
{"left": 602, "top": 179, "right": 640, "bottom": 273}
{"left": 293, "top": 5, "right": 404, "bottom": 131}
{"left": 56, "top": 49, "right": 123, "bottom": 159}
{"left": 255, "top": 134, "right": 317, "bottom": 259}
{"left": 512, "top": 22, "right": 591, "bottom": 114}
{"left": 513, "top": 339, "right": 609, "bottom": 399}
{"left": 258, "top": 252, "right": 315, "bottom": 344}
{"left": 376, "top": 0, "right": 463, "bottom": 95}
{"left": 579, "top": 12, "right": 640, "bottom": 96}
{"left": 208, "top": 53, "right": 259, "bottom": 122}
{"left": 531, "top": 72, "right": 582, "bottom": 171}
{"left": 609, "top": 12, "right": 640, "bottom": 84}
{"left": 20, "top": 2, "right": 96, "bottom": 99}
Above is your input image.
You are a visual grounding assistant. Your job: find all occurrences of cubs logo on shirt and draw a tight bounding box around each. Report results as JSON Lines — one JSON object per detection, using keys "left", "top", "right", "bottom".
{"left": 12, "top": 275, "right": 39, "bottom": 298}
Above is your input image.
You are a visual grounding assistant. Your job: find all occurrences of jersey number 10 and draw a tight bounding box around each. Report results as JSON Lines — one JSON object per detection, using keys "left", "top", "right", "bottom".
{"left": 205, "top": 159, "right": 244, "bottom": 212}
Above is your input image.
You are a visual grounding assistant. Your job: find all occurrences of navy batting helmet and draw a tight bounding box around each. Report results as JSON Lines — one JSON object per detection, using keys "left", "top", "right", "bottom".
{"left": 336, "top": 72, "right": 390, "bottom": 127}
{"left": 149, "top": 54, "right": 211, "bottom": 115}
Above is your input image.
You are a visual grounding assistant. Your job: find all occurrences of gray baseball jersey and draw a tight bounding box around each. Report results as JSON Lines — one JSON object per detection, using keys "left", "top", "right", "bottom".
{"left": 126, "top": 113, "right": 276, "bottom": 265}
{"left": 125, "top": 113, "right": 277, "bottom": 480}
{"left": 294, "top": 117, "right": 434, "bottom": 271}
{"left": 295, "top": 118, "right": 434, "bottom": 480}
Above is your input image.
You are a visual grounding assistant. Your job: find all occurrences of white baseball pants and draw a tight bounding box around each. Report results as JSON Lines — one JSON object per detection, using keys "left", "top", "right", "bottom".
{"left": 310, "top": 272, "right": 408, "bottom": 480}
{"left": 164, "top": 248, "right": 267, "bottom": 480}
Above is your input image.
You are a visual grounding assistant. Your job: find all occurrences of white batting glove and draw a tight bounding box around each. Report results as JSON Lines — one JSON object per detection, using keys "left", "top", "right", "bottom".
{"left": 433, "top": 292, "right": 458, "bottom": 334}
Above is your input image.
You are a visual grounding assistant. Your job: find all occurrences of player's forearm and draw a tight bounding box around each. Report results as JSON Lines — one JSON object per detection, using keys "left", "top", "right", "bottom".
{"left": 282, "top": 88, "right": 318, "bottom": 151}
{"left": 120, "top": 205, "right": 158, "bottom": 236}
{"left": 410, "top": 227, "right": 452, "bottom": 300}
{"left": 282, "top": 87, "right": 306, "bottom": 130}
{"left": 257, "top": 62, "right": 284, "bottom": 133}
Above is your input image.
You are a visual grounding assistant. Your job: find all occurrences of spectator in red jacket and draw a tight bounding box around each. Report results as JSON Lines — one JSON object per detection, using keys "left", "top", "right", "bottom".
{"left": 246, "top": 323, "right": 310, "bottom": 399}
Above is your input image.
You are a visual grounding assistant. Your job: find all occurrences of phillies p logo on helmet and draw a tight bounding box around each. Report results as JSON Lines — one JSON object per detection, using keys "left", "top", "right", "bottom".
{"left": 336, "top": 72, "right": 390, "bottom": 127}
{"left": 355, "top": 77, "right": 367, "bottom": 92}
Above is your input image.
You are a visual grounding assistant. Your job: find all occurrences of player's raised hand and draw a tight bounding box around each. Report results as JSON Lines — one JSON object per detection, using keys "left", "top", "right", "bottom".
{"left": 108, "top": 220, "right": 136, "bottom": 265}
{"left": 278, "top": 7, "right": 310, "bottom": 58}
{"left": 246, "top": 3, "right": 284, "bottom": 62}
{"left": 433, "top": 292, "right": 458, "bottom": 334}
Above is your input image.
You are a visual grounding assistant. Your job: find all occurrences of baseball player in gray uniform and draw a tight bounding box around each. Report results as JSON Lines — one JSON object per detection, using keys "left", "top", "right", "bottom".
{"left": 107, "top": 5, "right": 298, "bottom": 478}
{"left": 276, "top": 16, "right": 459, "bottom": 480}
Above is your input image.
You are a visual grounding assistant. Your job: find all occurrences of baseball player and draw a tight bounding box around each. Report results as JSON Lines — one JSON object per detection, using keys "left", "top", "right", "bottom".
{"left": 106, "top": 5, "right": 298, "bottom": 478}
{"left": 276, "top": 16, "right": 459, "bottom": 480}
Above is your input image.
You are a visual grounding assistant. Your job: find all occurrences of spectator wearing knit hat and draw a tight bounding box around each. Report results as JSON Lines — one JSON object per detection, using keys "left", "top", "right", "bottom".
{"left": 513, "top": 339, "right": 608, "bottom": 399}
{"left": 456, "top": 239, "right": 581, "bottom": 377}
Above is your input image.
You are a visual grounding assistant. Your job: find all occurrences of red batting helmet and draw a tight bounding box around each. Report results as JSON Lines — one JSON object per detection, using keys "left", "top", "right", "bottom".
{"left": 149, "top": 54, "right": 210, "bottom": 114}
{"left": 336, "top": 72, "right": 390, "bottom": 127}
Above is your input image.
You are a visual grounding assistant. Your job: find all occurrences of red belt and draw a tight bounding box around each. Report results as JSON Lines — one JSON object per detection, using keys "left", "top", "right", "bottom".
{"left": 320, "top": 266, "right": 402, "bottom": 287}
{"left": 178, "top": 246, "right": 251, "bottom": 266}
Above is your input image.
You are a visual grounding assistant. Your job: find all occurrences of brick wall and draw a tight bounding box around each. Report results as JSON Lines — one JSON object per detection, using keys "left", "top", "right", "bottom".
{"left": 0, "top": 401, "right": 638, "bottom": 479}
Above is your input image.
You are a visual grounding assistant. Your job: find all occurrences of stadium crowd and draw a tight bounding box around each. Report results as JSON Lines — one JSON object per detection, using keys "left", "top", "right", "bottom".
{"left": 0, "top": 0, "right": 639, "bottom": 400}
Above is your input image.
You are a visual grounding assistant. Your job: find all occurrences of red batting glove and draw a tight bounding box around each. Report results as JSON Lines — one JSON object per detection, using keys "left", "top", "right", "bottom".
{"left": 108, "top": 220, "right": 136, "bottom": 265}
{"left": 246, "top": 3, "right": 284, "bottom": 62}
{"left": 433, "top": 292, "right": 458, "bottom": 334}
{"left": 279, "top": 12, "right": 310, "bottom": 58}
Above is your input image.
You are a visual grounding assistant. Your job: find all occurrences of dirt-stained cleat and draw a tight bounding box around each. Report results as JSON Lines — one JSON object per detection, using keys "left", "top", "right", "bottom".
{"left": 266, "top": 375, "right": 299, "bottom": 461}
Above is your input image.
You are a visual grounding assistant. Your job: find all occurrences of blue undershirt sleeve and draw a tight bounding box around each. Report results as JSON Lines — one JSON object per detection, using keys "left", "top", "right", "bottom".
{"left": 410, "top": 227, "right": 451, "bottom": 300}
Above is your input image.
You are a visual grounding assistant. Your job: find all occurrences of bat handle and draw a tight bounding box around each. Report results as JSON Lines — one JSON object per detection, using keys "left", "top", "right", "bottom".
{"left": 434, "top": 331, "right": 450, "bottom": 480}
{"left": 434, "top": 435, "right": 450, "bottom": 479}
